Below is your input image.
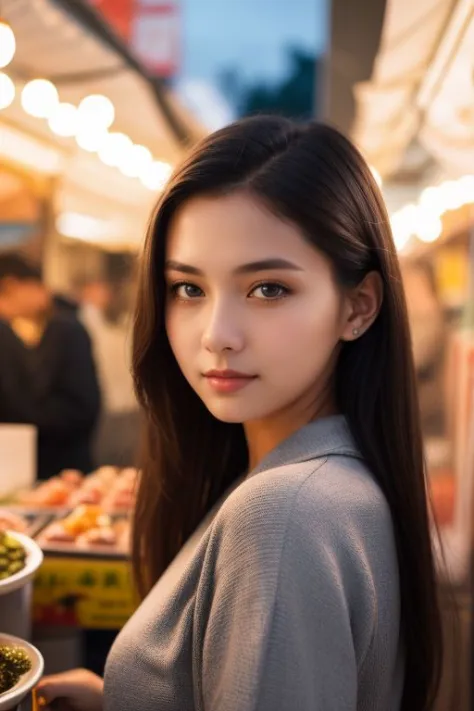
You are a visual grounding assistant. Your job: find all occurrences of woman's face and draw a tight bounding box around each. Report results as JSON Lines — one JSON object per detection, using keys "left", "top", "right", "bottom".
{"left": 165, "top": 192, "right": 353, "bottom": 425}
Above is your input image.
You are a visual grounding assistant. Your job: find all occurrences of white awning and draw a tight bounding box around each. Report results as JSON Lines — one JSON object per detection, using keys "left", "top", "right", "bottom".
{"left": 1, "top": 0, "right": 205, "bottom": 161}
{"left": 352, "top": 0, "right": 473, "bottom": 178}
{"left": 0, "top": 0, "right": 207, "bottom": 249}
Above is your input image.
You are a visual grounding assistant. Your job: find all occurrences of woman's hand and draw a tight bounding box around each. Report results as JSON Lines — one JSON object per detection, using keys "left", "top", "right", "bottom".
{"left": 35, "top": 668, "right": 104, "bottom": 711}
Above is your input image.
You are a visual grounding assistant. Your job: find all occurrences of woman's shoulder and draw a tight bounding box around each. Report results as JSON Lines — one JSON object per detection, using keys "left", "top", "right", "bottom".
{"left": 216, "top": 454, "right": 392, "bottom": 544}
{"left": 207, "top": 454, "right": 398, "bottom": 619}
{"left": 206, "top": 454, "right": 398, "bottom": 604}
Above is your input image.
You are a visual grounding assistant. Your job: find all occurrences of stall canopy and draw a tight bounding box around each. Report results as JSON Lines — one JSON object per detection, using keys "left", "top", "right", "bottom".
{"left": 1, "top": 0, "right": 205, "bottom": 163}
{"left": 0, "top": 0, "right": 207, "bottom": 250}
{"left": 352, "top": 0, "right": 471, "bottom": 179}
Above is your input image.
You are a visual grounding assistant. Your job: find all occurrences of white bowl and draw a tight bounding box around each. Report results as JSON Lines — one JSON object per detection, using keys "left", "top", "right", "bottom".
{"left": 0, "top": 633, "right": 44, "bottom": 710}
{"left": 0, "top": 532, "right": 43, "bottom": 596}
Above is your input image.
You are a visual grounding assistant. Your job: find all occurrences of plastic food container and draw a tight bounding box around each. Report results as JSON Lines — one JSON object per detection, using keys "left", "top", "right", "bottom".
{"left": 0, "top": 534, "right": 43, "bottom": 597}
{"left": 0, "top": 633, "right": 44, "bottom": 711}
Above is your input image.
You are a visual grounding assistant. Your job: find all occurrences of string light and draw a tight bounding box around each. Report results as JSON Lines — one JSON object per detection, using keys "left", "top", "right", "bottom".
{"left": 75, "top": 126, "right": 107, "bottom": 153}
{"left": 6, "top": 67, "right": 173, "bottom": 192}
{"left": 140, "top": 160, "right": 172, "bottom": 191}
{"left": 390, "top": 175, "right": 474, "bottom": 252}
{"left": 48, "top": 102, "right": 79, "bottom": 137}
{"left": 78, "top": 94, "right": 115, "bottom": 130}
{"left": 98, "top": 132, "right": 133, "bottom": 168}
{"left": 416, "top": 212, "right": 443, "bottom": 243}
{"left": 119, "top": 144, "right": 152, "bottom": 178}
{"left": 21, "top": 79, "right": 58, "bottom": 118}
{"left": 0, "top": 19, "right": 16, "bottom": 69}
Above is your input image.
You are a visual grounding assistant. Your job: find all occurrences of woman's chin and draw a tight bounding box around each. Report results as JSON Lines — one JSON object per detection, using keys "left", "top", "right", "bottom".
{"left": 203, "top": 397, "right": 260, "bottom": 424}
{"left": 206, "top": 404, "right": 247, "bottom": 424}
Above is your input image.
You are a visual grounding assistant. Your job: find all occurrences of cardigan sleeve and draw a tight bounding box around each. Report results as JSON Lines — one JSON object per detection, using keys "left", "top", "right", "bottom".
{"left": 195, "top": 469, "right": 376, "bottom": 711}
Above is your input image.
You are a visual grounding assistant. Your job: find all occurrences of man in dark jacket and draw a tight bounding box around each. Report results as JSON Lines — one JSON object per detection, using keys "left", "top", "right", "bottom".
{"left": 0, "top": 254, "right": 101, "bottom": 479}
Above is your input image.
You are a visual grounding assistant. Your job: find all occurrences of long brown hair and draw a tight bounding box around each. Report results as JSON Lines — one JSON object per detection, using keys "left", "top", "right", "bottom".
{"left": 132, "top": 115, "right": 442, "bottom": 710}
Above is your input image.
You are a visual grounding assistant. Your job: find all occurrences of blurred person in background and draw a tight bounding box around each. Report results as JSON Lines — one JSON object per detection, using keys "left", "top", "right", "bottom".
{"left": 73, "top": 276, "right": 140, "bottom": 467}
{"left": 0, "top": 253, "right": 101, "bottom": 479}
{"left": 76, "top": 278, "right": 113, "bottom": 328}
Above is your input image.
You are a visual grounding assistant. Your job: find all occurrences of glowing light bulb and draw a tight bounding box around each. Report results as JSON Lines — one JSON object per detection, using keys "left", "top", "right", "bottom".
{"left": 456, "top": 175, "right": 474, "bottom": 206}
{"left": 437, "top": 181, "right": 464, "bottom": 211}
{"left": 119, "top": 144, "right": 152, "bottom": 178}
{"left": 390, "top": 204, "right": 418, "bottom": 252}
{"left": 98, "top": 132, "right": 133, "bottom": 167}
{"left": 48, "top": 102, "right": 79, "bottom": 137}
{"left": 419, "top": 186, "right": 443, "bottom": 215}
{"left": 21, "top": 79, "right": 58, "bottom": 118}
{"left": 0, "top": 21, "right": 16, "bottom": 69}
{"left": 415, "top": 208, "right": 442, "bottom": 243}
{"left": 76, "top": 126, "right": 107, "bottom": 153}
{"left": 141, "top": 160, "right": 173, "bottom": 191}
{"left": 78, "top": 94, "right": 115, "bottom": 129}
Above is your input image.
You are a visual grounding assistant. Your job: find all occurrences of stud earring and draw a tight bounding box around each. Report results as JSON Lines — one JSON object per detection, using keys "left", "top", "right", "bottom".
{"left": 352, "top": 328, "right": 360, "bottom": 337}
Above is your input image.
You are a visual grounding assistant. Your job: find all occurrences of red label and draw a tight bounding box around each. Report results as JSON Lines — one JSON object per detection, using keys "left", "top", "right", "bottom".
{"left": 88, "top": 0, "right": 180, "bottom": 77}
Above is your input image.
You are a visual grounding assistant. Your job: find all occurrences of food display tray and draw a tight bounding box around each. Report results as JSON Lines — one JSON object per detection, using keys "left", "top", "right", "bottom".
{"left": 34, "top": 513, "right": 130, "bottom": 560}
{"left": 0, "top": 508, "right": 52, "bottom": 538}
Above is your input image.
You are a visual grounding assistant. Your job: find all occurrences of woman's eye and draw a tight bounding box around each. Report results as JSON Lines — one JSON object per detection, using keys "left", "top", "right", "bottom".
{"left": 249, "top": 282, "right": 290, "bottom": 300}
{"left": 171, "top": 282, "right": 204, "bottom": 299}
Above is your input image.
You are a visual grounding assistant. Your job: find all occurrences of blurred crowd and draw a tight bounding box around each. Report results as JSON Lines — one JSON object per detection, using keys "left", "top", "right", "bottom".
{"left": 0, "top": 253, "right": 140, "bottom": 480}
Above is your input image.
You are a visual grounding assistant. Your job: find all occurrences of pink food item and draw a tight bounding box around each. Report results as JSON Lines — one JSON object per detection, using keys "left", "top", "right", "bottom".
{"left": 94, "top": 466, "right": 119, "bottom": 484}
{"left": 43, "top": 523, "right": 75, "bottom": 543}
{"left": 60, "top": 469, "right": 84, "bottom": 487}
{"left": 0, "top": 509, "right": 27, "bottom": 533}
{"left": 103, "top": 487, "right": 135, "bottom": 513}
{"left": 114, "top": 490, "right": 134, "bottom": 507}
{"left": 101, "top": 468, "right": 138, "bottom": 513}
{"left": 77, "top": 526, "right": 117, "bottom": 546}
{"left": 116, "top": 479, "right": 135, "bottom": 495}
{"left": 119, "top": 468, "right": 139, "bottom": 491}
{"left": 68, "top": 486, "right": 103, "bottom": 506}
{"left": 20, "top": 478, "right": 72, "bottom": 507}
{"left": 120, "top": 467, "right": 138, "bottom": 482}
{"left": 39, "top": 481, "right": 72, "bottom": 506}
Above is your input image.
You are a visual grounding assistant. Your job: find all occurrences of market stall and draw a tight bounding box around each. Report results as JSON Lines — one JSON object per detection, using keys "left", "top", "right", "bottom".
{"left": 0, "top": 0, "right": 206, "bottom": 683}
{"left": 350, "top": 1, "right": 474, "bottom": 708}
{"left": 0, "top": 524, "right": 44, "bottom": 710}
{"left": 351, "top": 0, "right": 474, "bottom": 578}
{"left": 1, "top": 467, "right": 138, "bottom": 632}
{"left": 0, "top": 466, "right": 139, "bottom": 690}
{"left": 0, "top": 0, "right": 205, "bottom": 277}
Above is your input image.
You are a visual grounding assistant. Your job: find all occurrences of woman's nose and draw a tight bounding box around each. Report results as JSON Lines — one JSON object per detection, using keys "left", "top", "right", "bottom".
{"left": 201, "top": 301, "right": 245, "bottom": 353}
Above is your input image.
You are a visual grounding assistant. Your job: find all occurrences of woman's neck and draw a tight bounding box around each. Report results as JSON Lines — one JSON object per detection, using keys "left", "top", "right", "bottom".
{"left": 244, "top": 395, "right": 338, "bottom": 472}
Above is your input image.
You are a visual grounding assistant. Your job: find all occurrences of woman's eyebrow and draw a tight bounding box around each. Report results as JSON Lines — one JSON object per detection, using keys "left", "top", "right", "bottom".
{"left": 165, "top": 258, "right": 303, "bottom": 275}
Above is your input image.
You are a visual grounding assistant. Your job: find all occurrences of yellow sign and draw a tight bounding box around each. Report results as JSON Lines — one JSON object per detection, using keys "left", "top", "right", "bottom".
{"left": 435, "top": 246, "right": 468, "bottom": 304}
{"left": 33, "top": 556, "right": 138, "bottom": 629}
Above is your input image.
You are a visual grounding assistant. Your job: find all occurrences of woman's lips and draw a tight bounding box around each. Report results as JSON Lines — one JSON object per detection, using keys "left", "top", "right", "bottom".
{"left": 203, "top": 371, "right": 258, "bottom": 394}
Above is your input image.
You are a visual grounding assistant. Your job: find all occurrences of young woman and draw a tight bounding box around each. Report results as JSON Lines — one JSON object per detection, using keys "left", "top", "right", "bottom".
{"left": 37, "top": 116, "right": 442, "bottom": 711}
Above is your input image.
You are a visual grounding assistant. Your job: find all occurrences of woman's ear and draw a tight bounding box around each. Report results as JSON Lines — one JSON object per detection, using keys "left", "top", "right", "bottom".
{"left": 341, "top": 271, "right": 383, "bottom": 341}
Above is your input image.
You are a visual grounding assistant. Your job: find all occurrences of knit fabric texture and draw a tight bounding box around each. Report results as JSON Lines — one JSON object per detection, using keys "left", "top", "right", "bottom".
{"left": 104, "top": 415, "right": 403, "bottom": 710}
